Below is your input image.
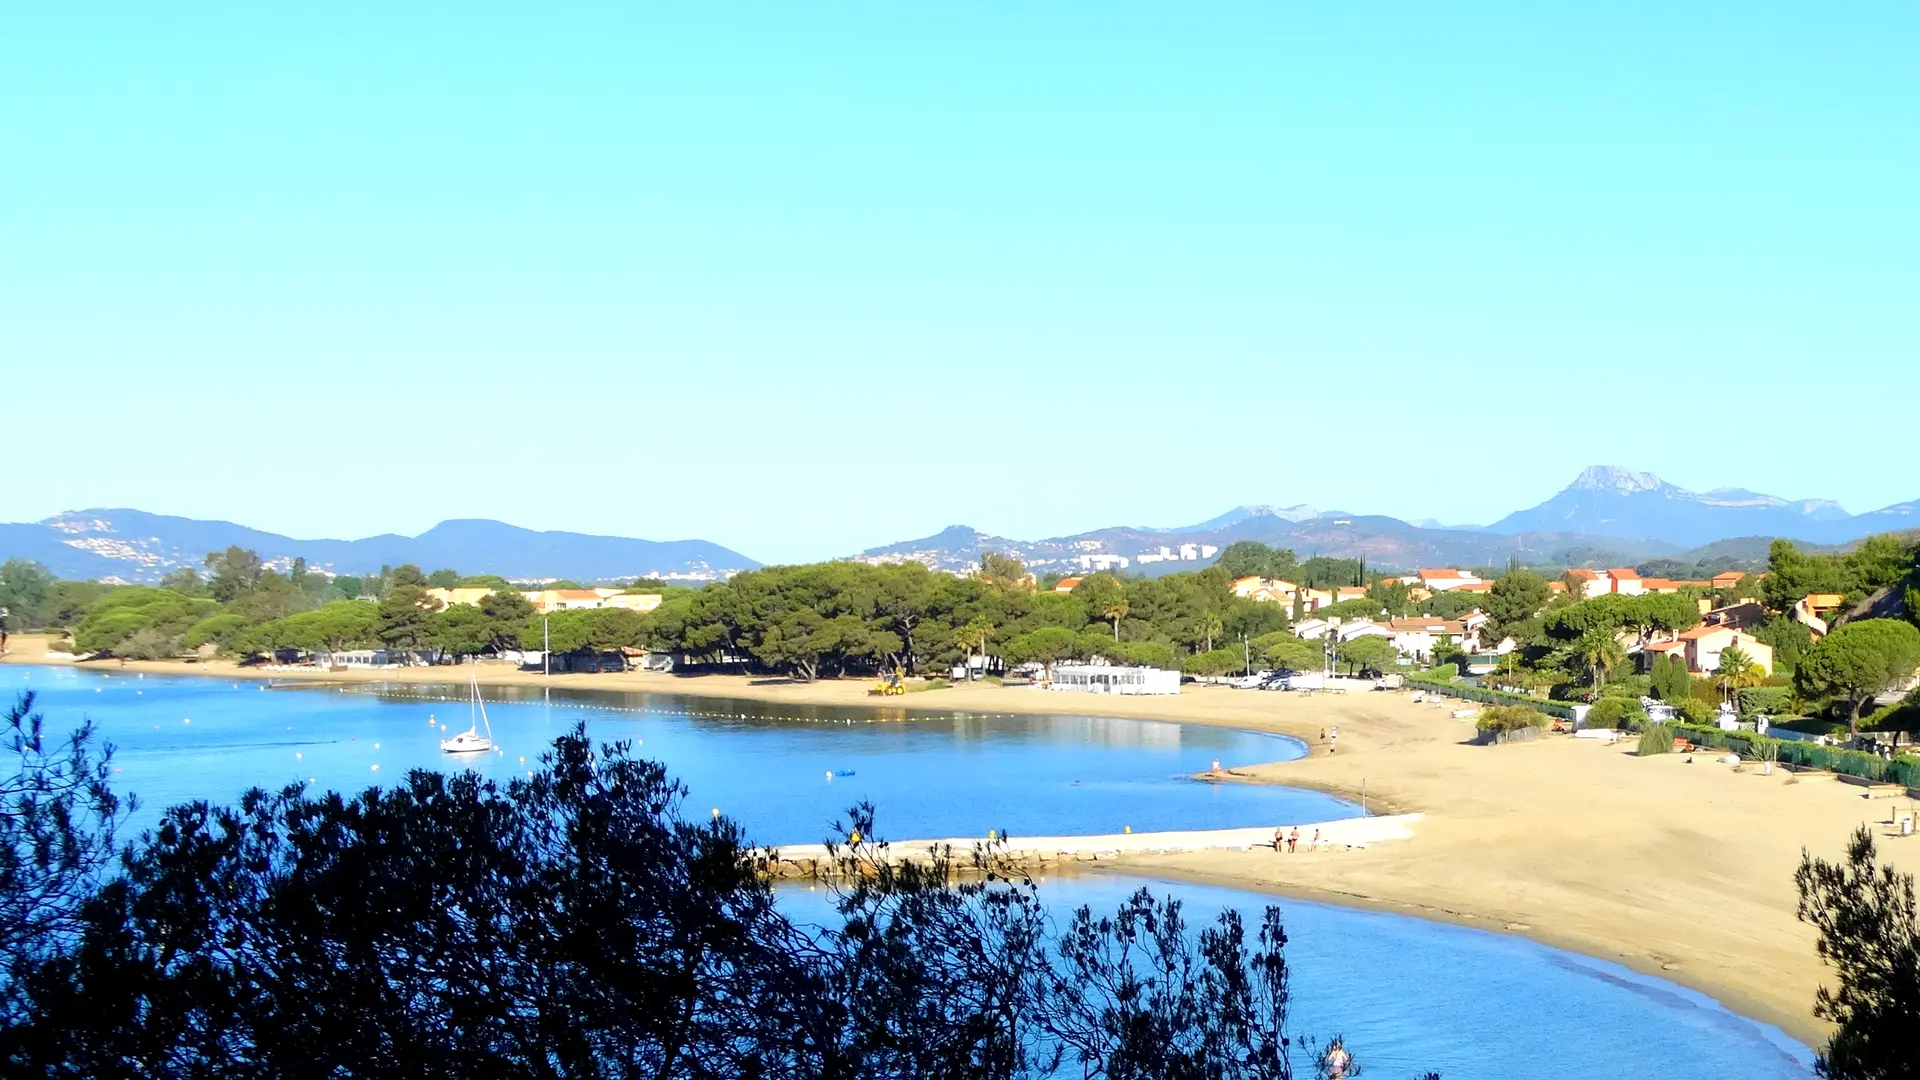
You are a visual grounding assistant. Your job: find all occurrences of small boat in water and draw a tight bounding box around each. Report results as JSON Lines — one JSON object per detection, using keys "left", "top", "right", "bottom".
{"left": 441, "top": 674, "right": 495, "bottom": 754}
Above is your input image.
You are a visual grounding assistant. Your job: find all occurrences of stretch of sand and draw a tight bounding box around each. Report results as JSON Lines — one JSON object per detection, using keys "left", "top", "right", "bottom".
{"left": 8, "top": 634, "right": 1915, "bottom": 1046}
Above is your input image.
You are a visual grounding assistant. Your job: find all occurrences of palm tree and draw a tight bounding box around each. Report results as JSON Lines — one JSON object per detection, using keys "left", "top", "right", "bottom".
{"left": 1572, "top": 628, "right": 1627, "bottom": 693}
{"left": 954, "top": 617, "right": 994, "bottom": 680}
{"left": 1102, "top": 598, "right": 1129, "bottom": 641}
{"left": 1196, "top": 613, "right": 1224, "bottom": 654}
{"left": 1715, "top": 646, "right": 1765, "bottom": 703}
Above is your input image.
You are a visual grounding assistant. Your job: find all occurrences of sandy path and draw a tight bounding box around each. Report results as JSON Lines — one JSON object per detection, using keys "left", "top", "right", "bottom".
{"left": 7, "top": 635, "right": 1912, "bottom": 1046}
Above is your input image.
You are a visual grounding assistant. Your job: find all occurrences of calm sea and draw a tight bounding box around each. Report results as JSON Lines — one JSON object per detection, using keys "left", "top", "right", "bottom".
{"left": 3, "top": 665, "right": 1815, "bottom": 1077}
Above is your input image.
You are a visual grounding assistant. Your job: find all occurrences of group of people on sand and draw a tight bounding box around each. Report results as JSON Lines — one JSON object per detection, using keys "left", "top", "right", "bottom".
{"left": 1271, "top": 826, "right": 1321, "bottom": 853}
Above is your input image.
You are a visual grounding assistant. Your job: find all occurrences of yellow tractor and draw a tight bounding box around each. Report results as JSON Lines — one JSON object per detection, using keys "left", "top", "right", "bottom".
{"left": 869, "top": 666, "right": 907, "bottom": 696}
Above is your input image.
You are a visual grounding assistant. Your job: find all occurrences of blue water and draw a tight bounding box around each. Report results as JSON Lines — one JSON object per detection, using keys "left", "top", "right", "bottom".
{"left": 783, "top": 877, "right": 1816, "bottom": 1079}
{"left": 3, "top": 665, "right": 1816, "bottom": 1077}
{"left": 1, "top": 665, "right": 1354, "bottom": 845}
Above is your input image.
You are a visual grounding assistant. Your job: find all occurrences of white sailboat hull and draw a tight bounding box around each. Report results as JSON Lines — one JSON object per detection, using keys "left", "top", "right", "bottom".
{"left": 441, "top": 675, "right": 497, "bottom": 755}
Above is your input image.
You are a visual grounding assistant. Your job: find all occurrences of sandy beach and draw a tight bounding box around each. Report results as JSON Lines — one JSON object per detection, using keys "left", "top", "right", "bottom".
{"left": 7, "top": 634, "right": 1913, "bottom": 1047}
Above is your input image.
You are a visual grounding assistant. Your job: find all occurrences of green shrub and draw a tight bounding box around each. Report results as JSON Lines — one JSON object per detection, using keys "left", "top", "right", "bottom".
{"left": 1637, "top": 723, "right": 1675, "bottom": 756}
{"left": 907, "top": 678, "right": 950, "bottom": 693}
{"left": 1408, "top": 664, "right": 1458, "bottom": 684}
{"left": 1584, "top": 697, "right": 1627, "bottom": 729}
{"left": 1675, "top": 698, "right": 1714, "bottom": 725}
{"left": 1650, "top": 653, "right": 1691, "bottom": 703}
{"left": 1735, "top": 685, "right": 1795, "bottom": 720}
{"left": 1475, "top": 706, "right": 1548, "bottom": 734}
{"left": 1410, "top": 678, "right": 1576, "bottom": 719}
{"left": 1864, "top": 689, "right": 1920, "bottom": 734}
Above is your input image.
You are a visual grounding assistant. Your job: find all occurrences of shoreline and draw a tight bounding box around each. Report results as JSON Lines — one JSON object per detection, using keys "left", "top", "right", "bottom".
{"left": 1093, "top": 860, "right": 1811, "bottom": 1053}
{"left": 5, "top": 637, "right": 1894, "bottom": 1050}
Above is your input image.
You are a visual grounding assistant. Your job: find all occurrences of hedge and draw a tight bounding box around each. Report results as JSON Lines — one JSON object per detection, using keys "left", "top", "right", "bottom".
{"left": 1407, "top": 665, "right": 1458, "bottom": 685}
{"left": 1409, "top": 677, "right": 1576, "bottom": 719}
{"left": 1627, "top": 719, "right": 1920, "bottom": 788}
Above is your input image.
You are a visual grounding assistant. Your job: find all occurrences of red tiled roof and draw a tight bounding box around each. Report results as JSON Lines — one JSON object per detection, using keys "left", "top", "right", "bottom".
{"left": 1605, "top": 568, "right": 1640, "bottom": 579}
{"left": 1566, "top": 569, "right": 1599, "bottom": 580}
{"left": 554, "top": 589, "right": 600, "bottom": 599}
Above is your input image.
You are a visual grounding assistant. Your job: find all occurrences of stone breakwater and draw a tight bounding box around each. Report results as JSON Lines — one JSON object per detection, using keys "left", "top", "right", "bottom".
{"left": 757, "top": 814, "right": 1423, "bottom": 880}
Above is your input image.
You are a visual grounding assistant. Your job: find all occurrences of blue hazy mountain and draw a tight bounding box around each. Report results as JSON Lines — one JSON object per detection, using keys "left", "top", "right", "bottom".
{"left": 0, "top": 509, "right": 759, "bottom": 583}
{"left": 1485, "top": 466, "right": 1906, "bottom": 548}
{"left": 854, "top": 467, "right": 1918, "bottom": 575}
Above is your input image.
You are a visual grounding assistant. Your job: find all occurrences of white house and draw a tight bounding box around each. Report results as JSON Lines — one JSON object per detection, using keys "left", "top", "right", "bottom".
{"left": 1333, "top": 619, "right": 1393, "bottom": 644}
{"left": 1292, "top": 617, "right": 1332, "bottom": 640}
{"left": 1604, "top": 568, "right": 1646, "bottom": 596}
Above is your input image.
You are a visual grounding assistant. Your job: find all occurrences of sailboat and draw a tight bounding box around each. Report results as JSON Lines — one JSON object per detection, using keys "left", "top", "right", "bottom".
{"left": 440, "top": 673, "right": 495, "bottom": 754}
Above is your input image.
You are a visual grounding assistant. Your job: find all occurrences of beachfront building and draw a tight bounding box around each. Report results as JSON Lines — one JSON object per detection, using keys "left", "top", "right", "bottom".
{"left": 1382, "top": 616, "right": 1470, "bottom": 662}
{"left": 1047, "top": 664, "right": 1182, "bottom": 695}
{"left": 311, "top": 648, "right": 399, "bottom": 669}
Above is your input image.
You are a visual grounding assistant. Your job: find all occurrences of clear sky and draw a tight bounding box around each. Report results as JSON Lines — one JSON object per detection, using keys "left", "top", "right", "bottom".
{"left": 4, "top": 4, "right": 1915, "bottom": 563}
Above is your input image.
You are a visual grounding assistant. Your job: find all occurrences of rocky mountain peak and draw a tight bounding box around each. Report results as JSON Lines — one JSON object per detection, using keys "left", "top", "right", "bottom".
{"left": 1570, "top": 466, "right": 1666, "bottom": 495}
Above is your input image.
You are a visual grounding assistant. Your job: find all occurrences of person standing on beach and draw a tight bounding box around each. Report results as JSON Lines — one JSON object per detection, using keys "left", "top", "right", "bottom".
{"left": 1273, "top": 826, "right": 1285, "bottom": 853}
{"left": 1328, "top": 726, "right": 1338, "bottom": 754}
{"left": 1310, "top": 828, "right": 1321, "bottom": 852}
{"left": 1287, "top": 828, "right": 1298, "bottom": 853}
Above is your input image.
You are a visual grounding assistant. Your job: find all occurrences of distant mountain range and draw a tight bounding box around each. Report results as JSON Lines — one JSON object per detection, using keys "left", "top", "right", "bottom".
{"left": 851, "top": 466, "right": 1920, "bottom": 576}
{"left": 5, "top": 468, "right": 1915, "bottom": 585}
{"left": 1486, "top": 466, "right": 1918, "bottom": 548}
{"left": 0, "top": 510, "right": 759, "bottom": 584}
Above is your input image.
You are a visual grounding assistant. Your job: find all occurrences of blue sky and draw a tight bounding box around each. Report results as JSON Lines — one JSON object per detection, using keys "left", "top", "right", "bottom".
{"left": 4, "top": 4, "right": 1915, "bottom": 563}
